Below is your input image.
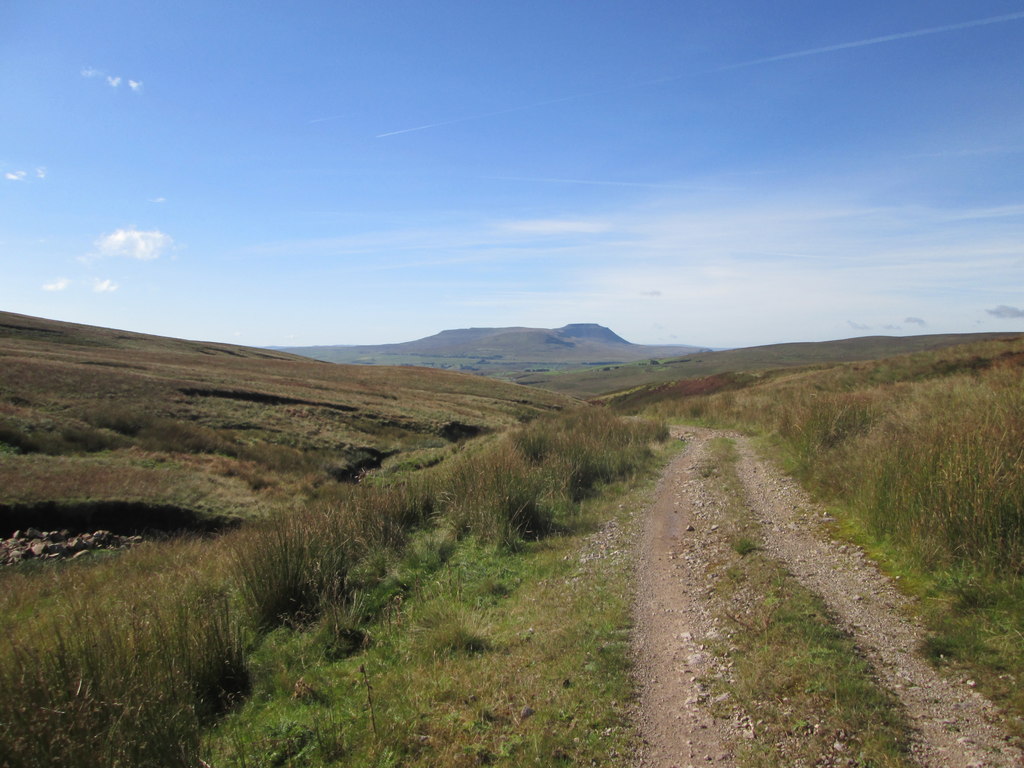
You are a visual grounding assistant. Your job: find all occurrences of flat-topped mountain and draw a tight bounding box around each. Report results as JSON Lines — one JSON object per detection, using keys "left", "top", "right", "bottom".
{"left": 276, "top": 323, "right": 708, "bottom": 373}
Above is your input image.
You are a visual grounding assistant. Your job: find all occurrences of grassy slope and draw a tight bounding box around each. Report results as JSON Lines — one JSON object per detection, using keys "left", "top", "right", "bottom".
{"left": 1, "top": 401, "right": 669, "bottom": 768}
{"left": 517, "top": 332, "right": 1021, "bottom": 398}
{"left": 0, "top": 311, "right": 573, "bottom": 530}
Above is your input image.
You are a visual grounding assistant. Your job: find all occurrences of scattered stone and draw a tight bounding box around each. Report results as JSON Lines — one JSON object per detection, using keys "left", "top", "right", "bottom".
{"left": 1, "top": 528, "right": 144, "bottom": 566}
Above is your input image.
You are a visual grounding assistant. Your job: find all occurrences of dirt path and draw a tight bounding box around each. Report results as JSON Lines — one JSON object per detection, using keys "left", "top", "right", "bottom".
{"left": 633, "top": 426, "right": 1023, "bottom": 767}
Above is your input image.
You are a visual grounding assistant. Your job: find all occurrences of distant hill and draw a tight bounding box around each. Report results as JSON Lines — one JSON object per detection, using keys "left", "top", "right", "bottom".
{"left": 512, "top": 332, "right": 1024, "bottom": 398}
{"left": 275, "top": 323, "right": 709, "bottom": 374}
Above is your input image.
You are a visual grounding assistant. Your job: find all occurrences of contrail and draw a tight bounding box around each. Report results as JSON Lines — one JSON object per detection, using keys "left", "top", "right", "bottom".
{"left": 717, "top": 10, "right": 1024, "bottom": 71}
{"left": 375, "top": 93, "right": 588, "bottom": 138}
{"left": 375, "top": 11, "right": 1024, "bottom": 138}
{"left": 308, "top": 114, "right": 346, "bottom": 125}
{"left": 487, "top": 175, "right": 736, "bottom": 191}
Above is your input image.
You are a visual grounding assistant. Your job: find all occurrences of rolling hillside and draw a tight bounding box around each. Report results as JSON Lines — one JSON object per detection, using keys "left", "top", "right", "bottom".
{"left": 514, "top": 332, "right": 1024, "bottom": 398}
{"left": 0, "top": 311, "right": 574, "bottom": 535}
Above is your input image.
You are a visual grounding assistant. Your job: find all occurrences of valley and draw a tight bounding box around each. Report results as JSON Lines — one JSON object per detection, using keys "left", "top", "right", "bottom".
{"left": 1, "top": 311, "right": 1022, "bottom": 767}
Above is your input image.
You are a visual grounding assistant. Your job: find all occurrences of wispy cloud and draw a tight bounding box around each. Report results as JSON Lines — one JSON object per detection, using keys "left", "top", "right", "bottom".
{"left": 42, "top": 278, "right": 71, "bottom": 292}
{"left": 4, "top": 167, "right": 46, "bottom": 182}
{"left": 128, "top": 79, "right": 143, "bottom": 92}
{"left": 499, "top": 218, "right": 612, "bottom": 235}
{"left": 986, "top": 305, "right": 1024, "bottom": 319}
{"left": 233, "top": 186, "right": 1024, "bottom": 346}
{"left": 375, "top": 11, "right": 1024, "bottom": 138}
{"left": 905, "top": 317, "right": 927, "bottom": 326}
{"left": 92, "top": 278, "right": 118, "bottom": 293}
{"left": 148, "top": 197, "right": 167, "bottom": 203}
{"left": 94, "top": 227, "right": 173, "bottom": 261}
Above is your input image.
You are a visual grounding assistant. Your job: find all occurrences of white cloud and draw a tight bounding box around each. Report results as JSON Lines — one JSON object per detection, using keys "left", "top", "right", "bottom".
{"left": 42, "top": 278, "right": 70, "bottom": 292}
{"left": 4, "top": 168, "right": 46, "bottom": 182}
{"left": 81, "top": 68, "right": 142, "bottom": 92}
{"left": 92, "top": 278, "right": 118, "bottom": 293}
{"left": 94, "top": 227, "right": 173, "bottom": 261}
{"left": 148, "top": 197, "right": 167, "bottom": 203}
{"left": 905, "top": 317, "right": 927, "bottom": 326}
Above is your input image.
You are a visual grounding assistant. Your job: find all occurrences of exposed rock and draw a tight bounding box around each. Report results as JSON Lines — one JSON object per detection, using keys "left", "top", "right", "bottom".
{"left": 1, "top": 528, "right": 144, "bottom": 566}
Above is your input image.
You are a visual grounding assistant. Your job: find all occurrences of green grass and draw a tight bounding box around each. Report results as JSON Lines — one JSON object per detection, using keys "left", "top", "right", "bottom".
{"left": 204, "top": 468, "right": 661, "bottom": 767}
{"left": 0, "top": 405, "right": 668, "bottom": 767}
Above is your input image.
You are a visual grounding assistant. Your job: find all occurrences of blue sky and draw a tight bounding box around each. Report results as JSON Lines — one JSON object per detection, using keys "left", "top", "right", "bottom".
{"left": 2, "top": 1, "right": 1023, "bottom": 348}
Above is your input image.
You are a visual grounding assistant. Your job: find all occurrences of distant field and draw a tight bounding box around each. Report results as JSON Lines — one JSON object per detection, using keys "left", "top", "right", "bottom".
{"left": 514, "top": 332, "right": 1023, "bottom": 398}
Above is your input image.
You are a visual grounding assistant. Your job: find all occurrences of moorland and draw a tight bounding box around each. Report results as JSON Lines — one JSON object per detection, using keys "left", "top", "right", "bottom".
{"left": 1, "top": 309, "right": 1022, "bottom": 766}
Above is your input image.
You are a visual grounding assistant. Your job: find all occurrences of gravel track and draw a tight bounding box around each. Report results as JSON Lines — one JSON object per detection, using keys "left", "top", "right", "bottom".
{"left": 633, "top": 427, "right": 1023, "bottom": 767}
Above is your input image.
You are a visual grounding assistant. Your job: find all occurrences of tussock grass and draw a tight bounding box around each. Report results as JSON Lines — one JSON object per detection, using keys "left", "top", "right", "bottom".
{"left": 0, "top": 406, "right": 666, "bottom": 766}
{"left": 205, "top": 466, "right": 662, "bottom": 767}
{"left": 1, "top": 559, "right": 248, "bottom": 768}
{"left": 640, "top": 341, "right": 1024, "bottom": 574}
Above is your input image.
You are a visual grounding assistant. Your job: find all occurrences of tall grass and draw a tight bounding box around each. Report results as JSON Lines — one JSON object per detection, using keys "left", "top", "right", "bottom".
{"left": 638, "top": 343, "right": 1024, "bottom": 575}
{"left": 1, "top": 572, "right": 247, "bottom": 768}
{"left": 848, "top": 368, "right": 1024, "bottom": 572}
{"left": 0, "top": 406, "right": 666, "bottom": 767}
